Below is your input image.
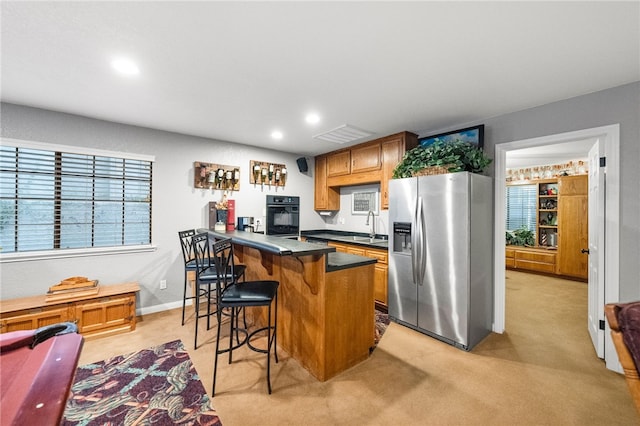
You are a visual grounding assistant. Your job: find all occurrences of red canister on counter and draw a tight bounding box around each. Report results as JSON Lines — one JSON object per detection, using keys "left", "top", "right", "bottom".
{"left": 226, "top": 199, "right": 235, "bottom": 231}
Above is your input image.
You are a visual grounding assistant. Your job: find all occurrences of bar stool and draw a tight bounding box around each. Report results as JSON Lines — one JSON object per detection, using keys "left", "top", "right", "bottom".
{"left": 178, "top": 229, "right": 198, "bottom": 326}
{"left": 199, "top": 236, "right": 279, "bottom": 396}
{"left": 185, "top": 231, "right": 246, "bottom": 349}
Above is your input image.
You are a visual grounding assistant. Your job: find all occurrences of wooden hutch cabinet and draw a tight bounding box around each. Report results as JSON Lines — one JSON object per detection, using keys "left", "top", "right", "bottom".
{"left": 506, "top": 175, "right": 588, "bottom": 280}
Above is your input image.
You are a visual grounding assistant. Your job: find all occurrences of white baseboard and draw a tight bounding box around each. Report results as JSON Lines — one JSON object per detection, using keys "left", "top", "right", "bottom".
{"left": 137, "top": 300, "right": 191, "bottom": 316}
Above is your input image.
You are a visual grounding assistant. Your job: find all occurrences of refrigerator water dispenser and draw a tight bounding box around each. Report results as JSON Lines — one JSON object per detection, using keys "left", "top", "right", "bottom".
{"left": 393, "top": 222, "right": 412, "bottom": 254}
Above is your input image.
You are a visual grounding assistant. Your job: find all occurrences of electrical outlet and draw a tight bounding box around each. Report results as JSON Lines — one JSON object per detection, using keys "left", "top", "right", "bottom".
{"left": 160, "top": 279, "right": 167, "bottom": 290}
{"left": 255, "top": 218, "right": 262, "bottom": 226}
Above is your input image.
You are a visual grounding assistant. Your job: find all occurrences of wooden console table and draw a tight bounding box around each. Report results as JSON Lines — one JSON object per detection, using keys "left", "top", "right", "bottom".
{"left": 0, "top": 282, "right": 139, "bottom": 340}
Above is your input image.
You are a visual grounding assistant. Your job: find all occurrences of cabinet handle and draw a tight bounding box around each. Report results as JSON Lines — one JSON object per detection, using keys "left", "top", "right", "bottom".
{"left": 581, "top": 248, "right": 590, "bottom": 254}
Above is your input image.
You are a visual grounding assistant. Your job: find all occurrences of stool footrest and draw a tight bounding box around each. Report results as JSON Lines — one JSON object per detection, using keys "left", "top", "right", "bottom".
{"left": 247, "top": 326, "right": 276, "bottom": 354}
{"left": 216, "top": 328, "right": 249, "bottom": 356}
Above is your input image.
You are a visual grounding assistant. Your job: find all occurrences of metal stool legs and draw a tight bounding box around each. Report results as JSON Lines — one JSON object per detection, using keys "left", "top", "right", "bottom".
{"left": 212, "top": 293, "right": 278, "bottom": 396}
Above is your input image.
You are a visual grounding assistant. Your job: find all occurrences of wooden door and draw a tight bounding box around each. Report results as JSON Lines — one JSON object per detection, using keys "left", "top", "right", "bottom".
{"left": 587, "top": 142, "right": 604, "bottom": 358}
{"left": 351, "top": 143, "right": 381, "bottom": 174}
{"left": 75, "top": 295, "right": 135, "bottom": 337}
{"left": 558, "top": 175, "right": 588, "bottom": 279}
{"left": 314, "top": 155, "right": 339, "bottom": 211}
{"left": 381, "top": 138, "right": 401, "bottom": 210}
{"left": 366, "top": 248, "right": 388, "bottom": 305}
{"left": 326, "top": 151, "right": 351, "bottom": 177}
{"left": 1, "top": 305, "right": 71, "bottom": 333}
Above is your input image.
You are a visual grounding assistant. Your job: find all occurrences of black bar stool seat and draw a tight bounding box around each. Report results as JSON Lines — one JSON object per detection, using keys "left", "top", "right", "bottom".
{"left": 200, "top": 236, "right": 279, "bottom": 396}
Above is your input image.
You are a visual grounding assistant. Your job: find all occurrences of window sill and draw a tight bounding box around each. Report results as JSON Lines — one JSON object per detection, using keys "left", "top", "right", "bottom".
{"left": 0, "top": 245, "right": 157, "bottom": 263}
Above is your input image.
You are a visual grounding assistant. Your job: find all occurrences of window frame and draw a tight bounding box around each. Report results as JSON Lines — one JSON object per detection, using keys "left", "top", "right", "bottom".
{"left": 0, "top": 138, "right": 156, "bottom": 263}
{"left": 505, "top": 183, "right": 537, "bottom": 235}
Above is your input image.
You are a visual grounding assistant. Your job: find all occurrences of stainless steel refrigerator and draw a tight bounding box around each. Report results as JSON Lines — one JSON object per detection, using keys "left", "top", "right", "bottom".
{"left": 388, "top": 172, "right": 493, "bottom": 351}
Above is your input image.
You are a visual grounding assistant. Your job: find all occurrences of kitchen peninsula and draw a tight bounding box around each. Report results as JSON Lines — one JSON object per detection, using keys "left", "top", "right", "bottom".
{"left": 199, "top": 229, "right": 376, "bottom": 381}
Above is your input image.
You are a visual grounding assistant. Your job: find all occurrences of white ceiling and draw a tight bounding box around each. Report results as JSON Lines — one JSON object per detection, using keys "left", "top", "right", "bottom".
{"left": 1, "top": 1, "right": 639, "bottom": 157}
{"left": 505, "top": 138, "right": 594, "bottom": 169}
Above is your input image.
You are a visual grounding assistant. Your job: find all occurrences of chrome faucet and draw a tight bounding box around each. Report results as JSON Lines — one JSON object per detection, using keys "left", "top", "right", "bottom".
{"left": 365, "top": 210, "right": 376, "bottom": 238}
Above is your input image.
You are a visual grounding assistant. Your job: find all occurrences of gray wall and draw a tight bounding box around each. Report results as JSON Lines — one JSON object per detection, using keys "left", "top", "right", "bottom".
{"left": 1, "top": 81, "right": 638, "bottom": 307}
{"left": 416, "top": 81, "right": 640, "bottom": 301}
{"left": 0, "top": 103, "right": 325, "bottom": 310}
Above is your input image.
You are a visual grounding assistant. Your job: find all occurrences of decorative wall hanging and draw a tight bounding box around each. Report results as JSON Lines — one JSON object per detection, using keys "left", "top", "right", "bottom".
{"left": 250, "top": 160, "right": 287, "bottom": 188}
{"left": 194, "top": 162, "right": 240, "bottom": 191}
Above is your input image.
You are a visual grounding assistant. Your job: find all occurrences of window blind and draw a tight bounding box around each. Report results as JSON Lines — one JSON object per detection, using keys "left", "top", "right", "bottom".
{"left": 0, "top": 145, "right": 152, "bottom": 253}
{"left": 505, "top": 184, "right": 536, "bottom": 234}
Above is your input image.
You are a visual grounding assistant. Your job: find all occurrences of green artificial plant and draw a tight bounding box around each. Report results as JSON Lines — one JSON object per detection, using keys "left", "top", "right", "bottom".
{"left": 505, "top": 226, "right": 535, "bottom": 246}
{"left": 392, "top": 140, "right": 492, "bottom": 179}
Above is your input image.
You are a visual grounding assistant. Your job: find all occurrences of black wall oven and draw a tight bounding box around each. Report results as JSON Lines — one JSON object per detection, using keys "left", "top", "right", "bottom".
{"left": 266, "top": 195, "right": 300, "bottom": 237}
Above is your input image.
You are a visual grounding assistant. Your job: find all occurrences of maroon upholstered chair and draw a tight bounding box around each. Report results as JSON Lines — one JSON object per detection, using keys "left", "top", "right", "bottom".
{"left": 605, "top": 301, "right": 640, "bottom": 415}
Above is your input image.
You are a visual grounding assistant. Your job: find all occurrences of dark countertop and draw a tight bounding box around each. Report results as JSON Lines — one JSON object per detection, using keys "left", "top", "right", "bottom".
{"left": 301, "top": 229, "right": 389, "bottom": 250}
{"left": 197, "top": 229, "right": 377, "bottom": 272}
{"left": 199, "top": 229, "right": 334, "bottom": 257}
{"left": 325, "top": 251, "right": 377, "bottom": 272}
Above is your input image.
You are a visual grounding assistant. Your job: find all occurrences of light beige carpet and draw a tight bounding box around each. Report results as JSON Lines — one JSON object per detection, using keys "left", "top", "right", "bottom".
{"left": 77, "top": 270, "right": 638, "bottom": 425}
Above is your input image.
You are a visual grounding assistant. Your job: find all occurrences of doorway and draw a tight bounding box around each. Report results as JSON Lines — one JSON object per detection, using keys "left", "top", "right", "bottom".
{"left": 493, "top": 124, "right": 621, "bottom": 372}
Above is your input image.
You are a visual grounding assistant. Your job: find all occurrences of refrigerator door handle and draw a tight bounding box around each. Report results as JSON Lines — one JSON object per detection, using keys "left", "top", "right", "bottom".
{"left": 411, "top": 197, "right": 420, "bottom": 284}
{"left": 415, "top": 196, "right": 424, "bottom": 285}
{"left": 418, "top": 196, "right": 427, "bottom": 285}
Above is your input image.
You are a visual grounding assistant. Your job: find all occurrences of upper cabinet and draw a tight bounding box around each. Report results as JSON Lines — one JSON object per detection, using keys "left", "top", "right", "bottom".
{"left": 327, "top": 150, "right": 351, "bottom": 177}
{"left": 314, "top": 131, "right": 417, "bottom": 211}
{"left": 381, "top": 133, "right": 417, "bottom": 210}
{"left": 314, "top": 155, "right": 340, "bottom": 211}
{"left": 351, "top": 143, "right": 381, "bottom": 173}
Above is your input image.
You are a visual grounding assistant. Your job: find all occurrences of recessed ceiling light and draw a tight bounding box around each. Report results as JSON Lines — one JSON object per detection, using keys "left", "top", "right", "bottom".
{"left": 111, "top": 58, "right": 139, "bottom": 76}
{"left": 305, "top": 113, "right": 320, "bottom": 125}
{"left": 271, "top": 130, "right": 283, "bottom": 140}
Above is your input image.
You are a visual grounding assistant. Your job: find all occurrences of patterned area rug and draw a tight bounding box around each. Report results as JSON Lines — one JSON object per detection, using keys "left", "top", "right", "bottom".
{"left": 62, "top": 340, "right": 221, "bottom": 426}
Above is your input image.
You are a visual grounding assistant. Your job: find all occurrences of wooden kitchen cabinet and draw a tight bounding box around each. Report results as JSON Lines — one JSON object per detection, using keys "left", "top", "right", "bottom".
{"left": 326, "top": 150, "right": 351, "bottom": 177}
{"left": 380, "top": 132, "right": 417, "bottom": 209}
{"left": 0, "top": 282, "right": 139, "bottom": 340}
{"left": 351, "top": 143, "right": 381, "bottom": 174}
{"left": 328, "top": 241, "right": 388, "bottom": 308}
{"left": 315, "top": 131, "right": 417, "bottom": 211}
{"left": 381, "top": 138, "right": 401, "bottom": 210}
{"left": 314, "top": 155, "right": 340, "bottom": 211}
{"left": 365, "top": 247, "right": 388, "bottom": 308}
{"left": 557, "top": 175, "right": 588, "bottom": 279}
{"left": 327, "top": 241, "right": 349, "bottom": 253}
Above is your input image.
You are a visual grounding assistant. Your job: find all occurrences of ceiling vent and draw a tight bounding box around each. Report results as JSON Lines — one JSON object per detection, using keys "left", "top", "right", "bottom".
{"left": 313, "top": 124, "right": 374, "bottom": 144}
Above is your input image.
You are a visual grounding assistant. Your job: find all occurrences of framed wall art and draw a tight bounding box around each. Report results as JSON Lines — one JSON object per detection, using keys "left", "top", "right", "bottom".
{"left": 419, "top": 124, "right": 485, "bottom": 149}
